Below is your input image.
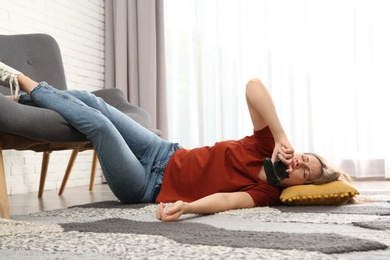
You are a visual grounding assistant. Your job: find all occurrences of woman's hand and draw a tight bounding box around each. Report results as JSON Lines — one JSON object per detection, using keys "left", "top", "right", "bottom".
{"left": 245, "top": 78, "right": 294, "bottom": 173}
{"left": 272, "top": 139, "right": 294, "bottom": 173}
{"left": 156, "top": 201, "right": 185, "bottom": 222}
{"left": 156, "top": 192, "right": 255, "bottom": 222}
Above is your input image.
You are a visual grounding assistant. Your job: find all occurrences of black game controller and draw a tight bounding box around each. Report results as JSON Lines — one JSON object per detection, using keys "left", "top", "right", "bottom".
{"left": 264, "top": 157, "right": 289, "bottom": 185}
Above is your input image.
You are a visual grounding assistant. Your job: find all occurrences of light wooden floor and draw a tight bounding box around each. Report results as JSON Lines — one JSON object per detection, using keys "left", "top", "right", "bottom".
{"left": 7, "top": 180, "right": 390, "bottom": 216}
{"left": 8, "top": 184, "right": 117, "bottom": 216}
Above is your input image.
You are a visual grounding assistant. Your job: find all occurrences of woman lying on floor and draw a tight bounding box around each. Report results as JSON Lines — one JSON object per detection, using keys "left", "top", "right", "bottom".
{"left": 0, "top": 62, "right": 351, "bottom": 222}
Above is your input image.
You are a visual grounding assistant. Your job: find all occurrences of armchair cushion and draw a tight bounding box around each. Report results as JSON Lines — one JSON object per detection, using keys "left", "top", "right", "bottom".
{"left": 0, "top": 95, "right": 86, "bottom": 143}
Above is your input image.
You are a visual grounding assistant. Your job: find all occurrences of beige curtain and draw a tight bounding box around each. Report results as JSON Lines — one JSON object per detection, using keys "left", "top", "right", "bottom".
{"left": 105, "top": 0, "right": 167, "bottom": 138}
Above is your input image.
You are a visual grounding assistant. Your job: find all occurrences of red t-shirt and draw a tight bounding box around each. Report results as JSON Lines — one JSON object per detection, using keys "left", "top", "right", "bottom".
{"left": 156, "top": 126, "right": 282, "bottom": 206}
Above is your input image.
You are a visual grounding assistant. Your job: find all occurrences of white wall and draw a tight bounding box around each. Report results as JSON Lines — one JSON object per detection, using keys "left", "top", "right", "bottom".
{"left": 0, "top": 0, "right": 105, "bottom": 195}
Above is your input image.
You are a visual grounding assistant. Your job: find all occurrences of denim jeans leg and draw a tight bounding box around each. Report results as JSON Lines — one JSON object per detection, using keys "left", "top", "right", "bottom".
{"left": 29, "top": 82, "right": 150, "bottom": 203}
{"left": 64, "top": 90, "right": 177, "bottom": 202}
{"left": 18, "top": 93, "right": 39, "bottom": 107}
{"left": 21, "top": 89, "right": 160, "bottom": 160}
{"left": 63, "top": 90, "right": 157, "bottom": 160}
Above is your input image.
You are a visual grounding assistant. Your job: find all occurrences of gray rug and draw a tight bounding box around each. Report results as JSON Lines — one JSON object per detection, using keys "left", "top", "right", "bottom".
{"left": 73, "top": 200, "right": 390, "bottom": 215}
{"left": 61, "top": 217, "right": 387, "bottom": 254}
{"left": 352, "top": 220, "right": 390, "bottom": 230}
{"left": 1, "top": 191, "right": 390, "bottom": 259}
{"left": 276, "top": 203, "right": 390, "bottom": 215}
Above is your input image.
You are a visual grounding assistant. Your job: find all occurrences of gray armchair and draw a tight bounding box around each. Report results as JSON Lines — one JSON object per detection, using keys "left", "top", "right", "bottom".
{"left": 0, "top": 34, "right": 160, "bottom": 218}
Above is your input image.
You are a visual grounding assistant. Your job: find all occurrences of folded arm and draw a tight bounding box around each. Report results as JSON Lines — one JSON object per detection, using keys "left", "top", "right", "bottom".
{"left": 245, "top": 78, "right": 294, "bottom": 165}
{"left": 156, "top": 192, "right": 255, "bottom": 222}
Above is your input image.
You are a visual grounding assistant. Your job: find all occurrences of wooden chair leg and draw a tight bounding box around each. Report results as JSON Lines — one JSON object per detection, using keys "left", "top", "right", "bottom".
{"left": 0, "top": 143, "right": 10, "bottom": 219}
{"left": 58, "top": 149, "right": 79, "bottom": 196}
{"left": 89, "top": 150, "right": 98, "bottom": 191}
{"left": 38, "top": 151, "right": 51, "bottom": 198}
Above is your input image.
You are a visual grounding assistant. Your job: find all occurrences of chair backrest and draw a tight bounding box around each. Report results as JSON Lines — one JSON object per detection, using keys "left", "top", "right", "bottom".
{"left": 0, "top": 34, "right": 67, "bottom": 94}
{"left": 0, "top": 34, "right": 88, "bottom": 143}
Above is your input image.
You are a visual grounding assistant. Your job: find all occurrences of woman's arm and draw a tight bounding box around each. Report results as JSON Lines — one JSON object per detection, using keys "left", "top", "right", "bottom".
{"left": 156, "top": 192, "right": 255, "bottom": 222}
{"left": 245, "top": 78, "right": 294, "bottom": 164}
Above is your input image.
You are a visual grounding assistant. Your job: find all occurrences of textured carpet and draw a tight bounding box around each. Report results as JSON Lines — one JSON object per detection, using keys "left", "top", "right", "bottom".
{"left": 1, "top": 191, "right": 390, "bottom": 259}
{"left": 352, "top": 220, "right": 390, "bottom": 230}
{"left": 61, "top": 218, "right": 386, "bottom": 254}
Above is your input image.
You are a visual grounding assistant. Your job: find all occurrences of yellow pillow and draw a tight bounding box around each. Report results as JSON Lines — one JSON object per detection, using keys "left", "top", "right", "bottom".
{"left": 280, "top": 181, "right": 359, "bottom": 206}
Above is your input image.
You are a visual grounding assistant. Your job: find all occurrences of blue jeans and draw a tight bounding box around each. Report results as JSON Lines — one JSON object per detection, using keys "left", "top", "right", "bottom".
{"left": 20, "top": 82, "right": 179, "bottom": 203}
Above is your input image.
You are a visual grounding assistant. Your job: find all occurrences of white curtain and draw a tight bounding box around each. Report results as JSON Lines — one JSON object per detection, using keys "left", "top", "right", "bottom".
{"left": 164, "top": 0, "right": 390, "bottom": 179}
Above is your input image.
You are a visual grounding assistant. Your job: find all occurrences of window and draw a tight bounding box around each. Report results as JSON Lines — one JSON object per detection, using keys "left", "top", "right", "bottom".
{"left": 164, "top": 0, "right": 390, "bottom": 178}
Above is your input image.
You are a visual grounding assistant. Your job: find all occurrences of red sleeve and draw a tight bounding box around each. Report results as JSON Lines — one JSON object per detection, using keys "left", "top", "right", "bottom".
{"left": 245, "top": 127, "right": 281, "bottom": 206}
{"left": 244, "top": 182, "right": 282, "bottom": 206}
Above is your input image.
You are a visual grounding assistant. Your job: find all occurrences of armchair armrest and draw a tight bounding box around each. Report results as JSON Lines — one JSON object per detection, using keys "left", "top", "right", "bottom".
{"left": 93, "top": 88, "right": 161, "bottom": 136}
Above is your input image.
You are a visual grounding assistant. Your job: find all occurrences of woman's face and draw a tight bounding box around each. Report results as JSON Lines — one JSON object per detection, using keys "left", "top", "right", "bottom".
{"left": 280, "top": 153, "right": 322, "bottom": 186}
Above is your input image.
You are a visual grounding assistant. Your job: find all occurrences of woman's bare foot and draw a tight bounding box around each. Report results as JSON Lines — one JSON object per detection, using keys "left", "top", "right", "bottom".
{"left": 0, "top": 62, "right": 40, "bottom": 95}
{"left": 16, "top": 73, "right": 39, "bottom": 94}
{"left": 5, "top": 94, "right": 20, "bottom": 102}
